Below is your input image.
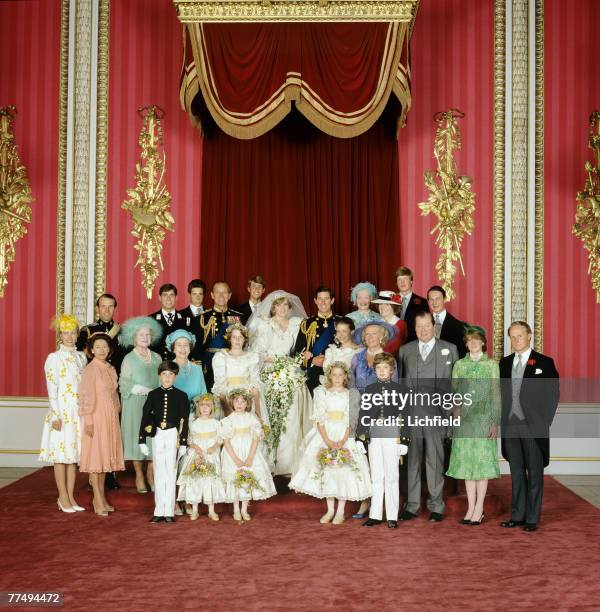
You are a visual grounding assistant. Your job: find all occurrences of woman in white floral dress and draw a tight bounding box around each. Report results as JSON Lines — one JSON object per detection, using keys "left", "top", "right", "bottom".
{"left": 39, "top": 314, "right": 88, "bottom": 513}
{"left": 248, "top": 290, "right": 309, "bottom": 475}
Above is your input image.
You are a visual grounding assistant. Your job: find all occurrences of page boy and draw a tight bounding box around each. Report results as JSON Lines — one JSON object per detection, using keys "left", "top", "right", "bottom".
{"left": 356, "top": 352, "right": 409, "bottom": 529}
{"left": 139, "top": 361, "right": 189, "bottom": 523}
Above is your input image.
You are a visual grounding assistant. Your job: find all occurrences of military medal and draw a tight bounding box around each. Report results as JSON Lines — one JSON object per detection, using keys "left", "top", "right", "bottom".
{"left": 160, "top": 421, "right": 167, "bottom": 429}
{"left": 323, "top": 320, "right": 328, "bottom": 328}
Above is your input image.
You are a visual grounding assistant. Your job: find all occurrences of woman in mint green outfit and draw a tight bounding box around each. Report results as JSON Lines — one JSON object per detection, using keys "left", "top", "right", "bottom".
{"left": 119, "top": 316, "right": 162, "bottom": 493}
{"left": 446, "top": 325, "right": 500, "bottom": 525}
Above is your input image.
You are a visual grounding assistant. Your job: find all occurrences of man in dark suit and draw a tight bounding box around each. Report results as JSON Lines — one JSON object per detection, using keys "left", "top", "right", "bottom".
{"left": 395, "top": 266, "right": 429, "bottom": 342}
{"left": 427, "top": 285, "right": 468, "bottom": 358}
{"left": 179, "top": 278, "right": 206, "bottom": 362}
{"left": 148, "top": 283, "right": 186, "bottom": 360}
{"left": 236, "top": 275, "right": 266, "bottom": 325}
{"left": 499, "top": 321, "right": 560, "bottom": 532}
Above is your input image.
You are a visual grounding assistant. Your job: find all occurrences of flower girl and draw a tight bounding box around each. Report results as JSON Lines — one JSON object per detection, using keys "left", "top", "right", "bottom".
{"left": 177, "top": 394, "right": 225, "bottom": 521}
{"left": 290, "top": 362, "right": 371, "bottom": 524}
{"left": 220, "top": 389, "right": 276, "bottom": 521}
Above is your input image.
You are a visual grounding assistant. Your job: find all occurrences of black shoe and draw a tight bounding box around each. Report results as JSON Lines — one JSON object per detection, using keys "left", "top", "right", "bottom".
{"left": 387, "top": 520, "right": 398, "bottom": 529}
{"left": 105, "top": 472, "right": 120, "bottom": 490}
{"left": 470, "top": 513, "right": 485, "bottom": 525}
{"left": 165, "top": 516, "right": 175, "bottom": 524}
{"left": 500, "top": 519, "right": 524, "bottom": 528}
{"left": 429, "top": 512, "right": 444, "bottom": 522}
{"left": 523, "top": 523, "right": 537, "bottom": 532}
{"left": 150, "top": 516, "right": 164, "bottom": 523}
{"left": 362, "top": 518, "right": 382, "bottom": 527}
{"left": 459, "top": 519, "right": 472, "bottom": 525}
{"left": 399, "top": 510, "right": 417, "bottom": 521}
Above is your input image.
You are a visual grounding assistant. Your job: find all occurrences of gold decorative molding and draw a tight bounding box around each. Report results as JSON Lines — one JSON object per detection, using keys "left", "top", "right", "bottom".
{"left": 122, "top": 106, "right": 174, "bottom": 299}
{"left": 94, "top": 0, "right": 110, "bottom": 300}
{"left": 492, "top": 0, "right": 506, "bottom": 360}
{"left": 419, "top": 109, "right": 475, "bottom": 301}
{"left": 0, "top": 107, "right": 34, "bottom": 298}
{"left": 533, "top": 0, "right": 544, "bottom": 351}
{"left": 573, "top": 111, "right": 600, "bottom": 303}
{"left": 173, "top": 0, "right": 419, "bottom": 22}
{"left": 56, "top": 0, "right": 70, "bottom": 318}
{"left": 510, "top": 0, "right": 529, "bottom": 323}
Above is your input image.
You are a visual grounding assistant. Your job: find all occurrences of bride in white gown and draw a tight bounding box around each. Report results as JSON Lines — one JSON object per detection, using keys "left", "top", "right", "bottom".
{"left": 248, "top": 290, "right": 312, "bottom": 476}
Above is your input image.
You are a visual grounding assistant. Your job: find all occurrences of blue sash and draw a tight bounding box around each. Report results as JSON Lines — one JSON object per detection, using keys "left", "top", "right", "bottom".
{"left": 312, "top": 324, "right": 335, "bottom": 358}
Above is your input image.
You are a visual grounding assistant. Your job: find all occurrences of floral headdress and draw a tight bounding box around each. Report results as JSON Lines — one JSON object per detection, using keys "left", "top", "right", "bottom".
{"left": 193, "top": 393, "right": 217, "bottom": 412}
{"left": 227, "top": 388, "right": 253, "bottom": 409}
{"left": 52, "top": 313, "right": 79, "bottom": 333}
{"left": 323, "top": 361, "right": 350, "bottom": 379}
{"left": 119, "top": 316, "right": 163, "bottom": 348}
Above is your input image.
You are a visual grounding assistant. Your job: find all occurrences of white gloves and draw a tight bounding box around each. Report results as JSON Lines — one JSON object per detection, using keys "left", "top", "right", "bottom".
{"left": 356, "top": 441, "right": 367, "bottom": 455}
{"left": 139, "top": 443, "right": 150, "bottom": 456}
{"left": 177, "top": 446, "right": 187, "bottom": 460}
{"left": 398, "top": 444, "right": 409, "bottom": 456}
{"left": 131, "top": 384, "right": 151, "bottom": 396}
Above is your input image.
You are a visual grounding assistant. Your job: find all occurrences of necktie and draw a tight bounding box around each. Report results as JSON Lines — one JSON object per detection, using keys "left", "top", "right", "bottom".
{"left": 514, "top": 354, "right": 524, "bottom": 375}
{"left": 166, "top": 312, "right": 174, "bottom": 325}
{"left": 421, "top": 343, "right": 429, "bottom": 361}
{"left": 400, "top": 295, "right": 407, "bottom": 320}
{"left": 434, "top": 314, "right": 442, "bottom": 339}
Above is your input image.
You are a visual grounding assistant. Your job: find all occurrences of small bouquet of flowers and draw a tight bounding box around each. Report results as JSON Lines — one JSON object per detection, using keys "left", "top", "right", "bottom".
{"left": 233, "top": 467, "right": 265, "bottom": 494}
{"left": 312, "top": 446, "right": 361, "bottom": 490}
{"left": 183, "top": 454, "right": 218, "bottom": 480}
{"left": 260, "top": 354, "right": 306, "bottom": 464}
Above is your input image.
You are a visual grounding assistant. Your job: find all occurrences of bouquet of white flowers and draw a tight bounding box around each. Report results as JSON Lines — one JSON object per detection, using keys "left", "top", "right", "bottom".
{"left": 260, "top": 354, "right": 306, "bottom": 465}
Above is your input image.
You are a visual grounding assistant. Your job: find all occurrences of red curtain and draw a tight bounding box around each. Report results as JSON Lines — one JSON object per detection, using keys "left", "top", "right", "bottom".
{"left": 200, "top": 108, "right": 400, "bottom": 313}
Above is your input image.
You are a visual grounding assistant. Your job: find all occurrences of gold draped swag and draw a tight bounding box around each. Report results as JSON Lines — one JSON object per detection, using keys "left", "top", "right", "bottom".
{"left": 178, "top": 19, "right": 414, "bottom": 139}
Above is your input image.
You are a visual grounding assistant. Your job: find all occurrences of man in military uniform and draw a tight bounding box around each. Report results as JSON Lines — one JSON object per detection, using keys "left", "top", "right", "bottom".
{"left": 138, "top": 361, "right": 189, "bottom": 523}
{"left": 293, "top": 285, "right": 341, "bottom": 395}
{"left": 193, "top": 281, "right": 242, "bottom": 390}
{"left": 148, "top": 283, "right": 185, "bottom": 360}
{"left": 179, "top": 279, "right": 207, "bottom": 363}
{"left": 76, "top": 293, "right": 126, "bottom": 373}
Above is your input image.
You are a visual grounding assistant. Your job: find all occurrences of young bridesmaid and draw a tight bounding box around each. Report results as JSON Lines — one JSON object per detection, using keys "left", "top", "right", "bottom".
{"left": 177, "top": 394, "right": 225, "bottom": 521}
{"left": 220, "top": 389, "right": 276, "bottom": 521}
{"left": 290, "top": 362, "right": 371, "bottom": 524}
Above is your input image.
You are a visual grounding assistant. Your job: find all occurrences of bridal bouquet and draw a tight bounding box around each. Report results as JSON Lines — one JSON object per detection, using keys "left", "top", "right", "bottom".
{"left": 183, "top": 455, "right": 218, "bottom": 480}
{"left": 312, "top": 447, "right": 361, "bottom": 490}
{"left": 233, "top": 467, "right": 265, "bottom": 494}
{"left": 260, "top": 354, "right": 306, "bottom": 465}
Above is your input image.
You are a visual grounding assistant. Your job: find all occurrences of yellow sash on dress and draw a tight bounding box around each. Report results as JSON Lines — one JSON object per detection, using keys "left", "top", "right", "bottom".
{"left": 327, "top": 411, "right": 345, "bottom": 421}
{"left": 234, "top": 427, "right": 251, "bottom": 436}
{"left": 227, "top": 376, "right": 249, "bottom": 385}
{"left": 196, "top": 430, "right": 216, "bottom": 439}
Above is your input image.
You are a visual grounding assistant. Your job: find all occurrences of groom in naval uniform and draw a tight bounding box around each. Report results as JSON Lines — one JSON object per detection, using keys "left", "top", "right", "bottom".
{"left": 193, "top": 281, "right": 242, "bottom": 391}
{"left": 397, "top": 311, "right": 458, "bottom": 522}
{"left": 294, "top": 286, "right": 341, "bottom": 395}
{"left": 499, "top": 321, "right": 559, "bottom": 532}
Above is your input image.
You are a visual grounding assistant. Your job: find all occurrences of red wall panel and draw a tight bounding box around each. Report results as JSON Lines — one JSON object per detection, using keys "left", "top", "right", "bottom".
{"left": 399, "top": 0, "right": 494, "bottom": 341}
{"left": 106, "top": 0, "right": 202, "bottom": 321}
{"left": 0, "top": 0, "right": 61, "bottom": 397}
{"left": 544, "top": 0, "right": 600, "bottom": 379}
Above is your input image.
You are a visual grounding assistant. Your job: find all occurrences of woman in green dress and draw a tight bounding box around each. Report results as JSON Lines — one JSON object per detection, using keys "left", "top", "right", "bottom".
{"left": 446, "top": 325, "right": 500, "bottom": 525}
{"left": 119, "top": 316, "right": 162, "bottom": 493}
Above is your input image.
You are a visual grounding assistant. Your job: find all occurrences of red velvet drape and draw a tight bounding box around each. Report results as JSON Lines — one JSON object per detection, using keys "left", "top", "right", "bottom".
{"left": 200, "top": 110, "right": 400, "bottom": 313}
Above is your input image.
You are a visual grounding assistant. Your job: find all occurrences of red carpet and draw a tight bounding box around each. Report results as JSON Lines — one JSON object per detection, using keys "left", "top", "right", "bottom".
{"left": 1, "top": 469, "right": 599, "bottom": 611}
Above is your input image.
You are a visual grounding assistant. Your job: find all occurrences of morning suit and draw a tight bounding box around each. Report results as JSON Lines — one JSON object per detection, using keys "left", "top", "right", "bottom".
{"left": 401, "top": 293, "right": 430, "bottom": 342}
{"left": 438, "top": 311, "right": 468, "bottom": 359}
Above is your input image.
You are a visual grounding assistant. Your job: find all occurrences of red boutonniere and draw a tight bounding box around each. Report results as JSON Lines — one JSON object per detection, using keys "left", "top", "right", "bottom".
{"left": 527, "top": 359, "right": 536, "bottom": 366}
{"left": 413, "top": 298, "right": 421, "bottom": 305}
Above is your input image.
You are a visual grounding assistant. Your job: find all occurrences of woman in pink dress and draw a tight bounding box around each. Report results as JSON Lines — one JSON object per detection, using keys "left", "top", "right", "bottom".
{"left": 78, "top": 333, "right": 125, "bottom": 516}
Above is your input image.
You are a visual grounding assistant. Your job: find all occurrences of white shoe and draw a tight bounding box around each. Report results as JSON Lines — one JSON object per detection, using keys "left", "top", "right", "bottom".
{"left": 208, "top": 512, "right": 220, "bottom": 522}
{"left": 332, "top": 514, "right": 345, "bottom": 525}
{"left": 241, "top": 510, "right": 251, "bottom": 521}
{"left": 71, "top": 504, "right": 85, "bottom": 512}
{"left": 57, "top": 500, "right": 76, "bottom": 513}
{"left": 320, "top": 511, "right": 334, "bottom": 524}
{"left": 190, "top": 512, "right": 199, "bottom": 521}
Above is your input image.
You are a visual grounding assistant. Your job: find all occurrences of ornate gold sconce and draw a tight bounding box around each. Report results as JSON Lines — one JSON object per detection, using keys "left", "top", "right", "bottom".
{"left": 573, "top": 111, "right": 600, "bottom": 304}
{"left": 418, "top": 109, "right": 475, "bottom": 300}
{"left": 0, "top": 106, "right": 33, "bottom": 298}
{"left": 122, "top": 106, "right": 174, "bottom": 299}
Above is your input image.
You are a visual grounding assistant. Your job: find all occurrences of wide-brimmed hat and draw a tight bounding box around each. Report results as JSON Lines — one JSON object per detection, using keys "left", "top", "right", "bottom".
{"left": 165, "top": 328, "right": 196, "bottom": 351}
{"left": 353, "top": 320, "right": 397, "bottom": 345}
{"left": 371, "top": 290, "right": 403, "bottom": 306}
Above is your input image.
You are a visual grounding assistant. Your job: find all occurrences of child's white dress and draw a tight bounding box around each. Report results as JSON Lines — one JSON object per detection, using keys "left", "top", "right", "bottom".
{"left": 177, "top": 417, "right": 226, "bottom": 504}
{"left": 220, "top": 411, "right": 276, "bottom": 501}
{"left": 290, "top": 386, "right": 371, "bottom": 500}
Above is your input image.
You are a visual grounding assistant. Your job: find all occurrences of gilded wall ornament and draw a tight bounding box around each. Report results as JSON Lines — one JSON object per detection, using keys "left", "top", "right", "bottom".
{"left": 0, "top": 106, "right": 34, "bottom": 298}
{"left": 418, "top": 109, "right": 475, "bottom": 301}
{"left": 122, "top": 106, "right": 174, "bottom": 299}
{"left": 573, "top": 111, "right": 600, "bottom": 304}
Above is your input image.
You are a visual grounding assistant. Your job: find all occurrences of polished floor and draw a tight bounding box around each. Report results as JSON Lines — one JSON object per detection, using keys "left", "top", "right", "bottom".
{"left": 1, "top": 468, "right": 599, "bottom": 508}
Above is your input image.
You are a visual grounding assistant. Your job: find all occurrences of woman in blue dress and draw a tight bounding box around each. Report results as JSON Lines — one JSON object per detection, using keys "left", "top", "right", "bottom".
{"left": 349, "top": 321, "right": 398, "bottom": 391}
{"left": 346, "top": 282, "right": 382, "bottom": 328}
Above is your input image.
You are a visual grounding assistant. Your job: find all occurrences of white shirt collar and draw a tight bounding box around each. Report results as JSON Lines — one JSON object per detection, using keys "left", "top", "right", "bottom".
{"left": 249, "top": 300, "right": 261, "bottom": 312}
{"left": 433, "top": 309, "right": 447, "bottom": 324}
{"left": 190, "top": 304, "right": 203, "bottom": 316}
{"left": 418, "top": 338, "right": 436, "bottom": 351}
{"left": 514, "top": 347, "right": 532, "bottom": 367}
{"left": 400, "top": 291, "right": 413, "bottom": 302}
{"left": 162, "top": 309, "right": 176, "bottom": 319}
